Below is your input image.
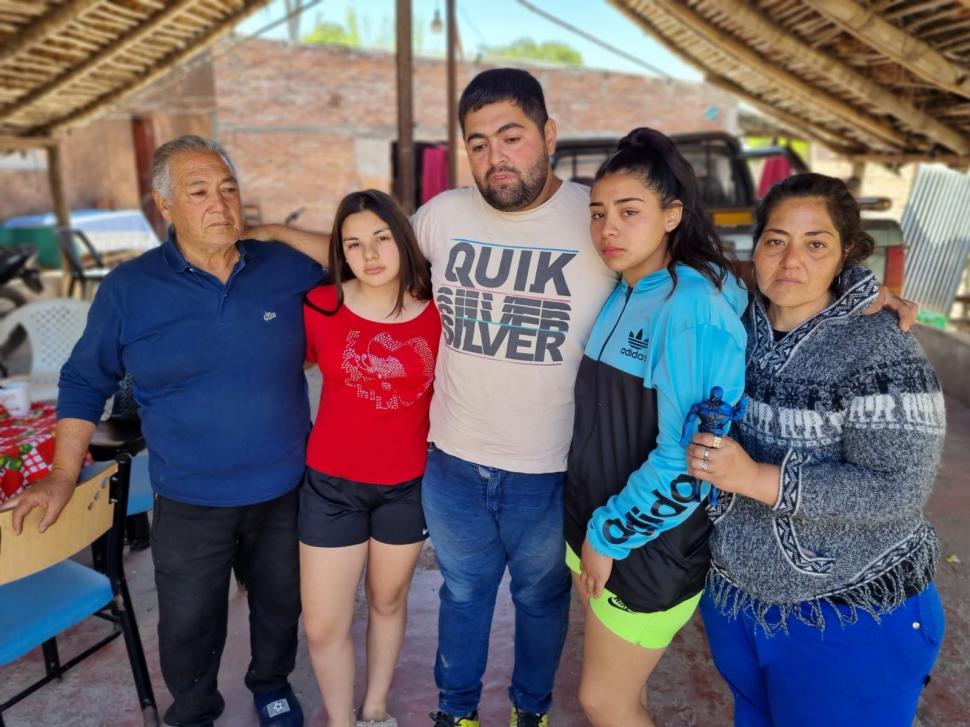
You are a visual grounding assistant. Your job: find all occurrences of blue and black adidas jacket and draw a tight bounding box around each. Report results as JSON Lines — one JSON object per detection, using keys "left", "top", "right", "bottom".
{"left": 564, "top": 263, "right": 747, "bottom": 612}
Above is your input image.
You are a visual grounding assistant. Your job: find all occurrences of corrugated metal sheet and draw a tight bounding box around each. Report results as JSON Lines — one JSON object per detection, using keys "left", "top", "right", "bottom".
{"left": 901, "top": 164, "right": 970, "bottom": 320}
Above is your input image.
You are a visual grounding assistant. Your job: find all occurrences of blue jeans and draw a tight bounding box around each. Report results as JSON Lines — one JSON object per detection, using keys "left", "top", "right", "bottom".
{"left": 421, "top": 445, "right": 571, "bottom": 716}
{"left": 700, "top": 583, "right": 945, "bottom": 727}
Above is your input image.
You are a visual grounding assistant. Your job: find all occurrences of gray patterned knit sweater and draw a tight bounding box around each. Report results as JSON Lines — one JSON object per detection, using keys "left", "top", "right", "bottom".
{"left": 706, "top": 265, "right": 946, "bottom": 632}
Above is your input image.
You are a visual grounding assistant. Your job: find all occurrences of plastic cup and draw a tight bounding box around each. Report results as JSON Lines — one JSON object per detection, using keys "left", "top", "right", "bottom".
{"left": 0, "top": 381, "right": 31, "bottom": 417}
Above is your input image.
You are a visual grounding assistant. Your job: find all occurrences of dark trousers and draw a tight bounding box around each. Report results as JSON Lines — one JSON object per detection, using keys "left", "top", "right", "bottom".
{"left": 151, "top": 488, "right": 301, "bottom": 726}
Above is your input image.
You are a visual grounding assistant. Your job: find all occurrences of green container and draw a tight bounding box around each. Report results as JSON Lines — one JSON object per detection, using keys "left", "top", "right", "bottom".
{"left": 0, "top": 226, "right": 63, "bottom": 269}
{"left": 916, "top": 310, "right": 949, "bottom": 330}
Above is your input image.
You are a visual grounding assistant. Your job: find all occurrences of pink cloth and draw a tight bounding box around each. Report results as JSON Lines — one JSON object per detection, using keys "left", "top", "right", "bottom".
{"left": 421, "top": 146, "right": 450, "bottom": 204}
{"left": 757, "top": 155, "right": 793, "bottom": 198}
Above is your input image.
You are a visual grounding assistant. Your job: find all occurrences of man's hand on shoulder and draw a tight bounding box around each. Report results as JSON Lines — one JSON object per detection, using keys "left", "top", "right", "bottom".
{"left": 864, "top": 285, "right": 918, "bottom": 332}
{"left": 7, "top": 470, "right": 77, "bottom": 535}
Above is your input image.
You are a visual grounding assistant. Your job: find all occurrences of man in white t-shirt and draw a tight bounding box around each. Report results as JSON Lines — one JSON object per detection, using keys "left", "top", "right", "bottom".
{"left": 413, "top": 69, "right": 616, "bottom": 727}
{"left": 251, "top": 68, "right": 617, "bottom": 727}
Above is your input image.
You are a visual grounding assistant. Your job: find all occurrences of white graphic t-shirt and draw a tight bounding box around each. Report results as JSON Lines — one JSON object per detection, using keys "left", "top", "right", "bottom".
{"left": 412, "top": 180, "right": 617, "bottom": 473}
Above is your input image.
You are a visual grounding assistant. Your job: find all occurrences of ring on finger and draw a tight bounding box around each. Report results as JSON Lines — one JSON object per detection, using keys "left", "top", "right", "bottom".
{"left": 711, "top": 436, "right": 723, "bottom": 449}
{"left": 703, "top": 447, "right": 711, "bottom": 462}
{"left": 700, "top": 460, "right": 710, "bottom": 472}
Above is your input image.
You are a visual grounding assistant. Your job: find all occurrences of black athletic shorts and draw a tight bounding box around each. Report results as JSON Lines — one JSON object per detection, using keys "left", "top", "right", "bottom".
{"left": 298, "top": 467, "right": 428, "bottom": 547}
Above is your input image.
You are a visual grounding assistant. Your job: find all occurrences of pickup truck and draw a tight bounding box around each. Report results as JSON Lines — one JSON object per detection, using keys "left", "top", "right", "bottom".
{"left": 551, "top": 132, "right": 905, "bottom": 294}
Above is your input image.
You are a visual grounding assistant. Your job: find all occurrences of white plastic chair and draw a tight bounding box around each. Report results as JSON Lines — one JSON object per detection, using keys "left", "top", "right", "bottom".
{"left": 0, "top": 299, "right": 91, "bottom": 402}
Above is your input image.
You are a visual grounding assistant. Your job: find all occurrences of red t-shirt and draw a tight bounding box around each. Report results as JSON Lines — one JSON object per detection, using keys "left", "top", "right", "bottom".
{"left": 304, "top": 285, "right": 441, "bottom": 484}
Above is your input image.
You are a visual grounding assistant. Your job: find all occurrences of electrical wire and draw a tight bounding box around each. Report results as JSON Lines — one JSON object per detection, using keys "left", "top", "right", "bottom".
{"left": 515, "top": 0, "right": 672, "bottom": 79}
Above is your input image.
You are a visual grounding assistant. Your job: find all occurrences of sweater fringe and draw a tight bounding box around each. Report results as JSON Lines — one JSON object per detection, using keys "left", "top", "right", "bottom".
{"left": 706, "top": 531, "right": 939, "bottom": 635}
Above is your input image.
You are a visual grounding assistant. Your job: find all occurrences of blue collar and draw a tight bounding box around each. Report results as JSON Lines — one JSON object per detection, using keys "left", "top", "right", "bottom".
{"left": 161, "top": 229, "right": 251, "bottom": 273}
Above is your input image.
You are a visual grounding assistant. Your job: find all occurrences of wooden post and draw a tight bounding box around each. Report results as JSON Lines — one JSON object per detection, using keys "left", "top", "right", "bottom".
{"left": 46, "top": 144, "right": 72, "bottom": 295}
{"left": 396, "top": 0, "right": 415, "bottom": 213}
{"left": 848, "top": 160, "right": 867, "bottom": 197}
{"left": 446, "top": 0, "right": 458, "bottom": 189}
{"left": 46, "top": 145, "right": 70, "bottom": 229}
{"left": 131, "top": 116, "right": 164, "bottom": 239}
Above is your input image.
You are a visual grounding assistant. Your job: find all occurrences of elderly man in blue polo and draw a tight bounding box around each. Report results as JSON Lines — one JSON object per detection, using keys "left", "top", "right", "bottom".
{"left": 9, "top": 135, "right": 327, "bottom": 727}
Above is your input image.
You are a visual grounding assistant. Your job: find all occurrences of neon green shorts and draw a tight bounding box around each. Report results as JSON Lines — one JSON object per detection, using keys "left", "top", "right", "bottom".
{"left": 566, "top": 545, "right": 701, "bottom": 649}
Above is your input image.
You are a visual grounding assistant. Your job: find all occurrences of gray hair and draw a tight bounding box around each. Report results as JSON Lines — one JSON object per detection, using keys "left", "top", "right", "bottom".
{"left": 152, "top": 134, "right": 238, "bottom": 200}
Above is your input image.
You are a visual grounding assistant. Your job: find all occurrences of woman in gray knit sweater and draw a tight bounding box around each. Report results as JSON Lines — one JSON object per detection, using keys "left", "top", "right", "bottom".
{"left": 686, "top": 173, "right": 946, "bottom": 727}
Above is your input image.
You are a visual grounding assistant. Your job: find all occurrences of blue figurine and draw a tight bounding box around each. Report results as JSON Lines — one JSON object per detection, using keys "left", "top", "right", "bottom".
{"left": 680, "top": 386, "right": 747, "bottom": 506}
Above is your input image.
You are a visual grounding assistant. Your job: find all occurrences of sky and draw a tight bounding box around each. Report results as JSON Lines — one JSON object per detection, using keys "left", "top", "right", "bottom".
{"left": 237, "top": 0, "right": 702, "bottom": 81}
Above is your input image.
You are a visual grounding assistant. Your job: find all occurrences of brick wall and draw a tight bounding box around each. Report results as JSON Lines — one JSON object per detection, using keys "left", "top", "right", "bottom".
{"left": 0, "top": 119, "right": 143, "bottom": 220}
{"left": 0, "top": 62, "right": 215, "bottom": 224}
{"left": 213, "top": 39, "right": 738, "bottom": 231}
{"left": 0, "top": 41, "right": 739, "bottom": 233}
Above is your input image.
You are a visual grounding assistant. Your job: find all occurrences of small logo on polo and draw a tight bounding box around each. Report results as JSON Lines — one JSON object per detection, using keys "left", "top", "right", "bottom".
{"left": 265, "top": 699, "right": 291, "bottom": 717}
{"left": 607, "top": 595, "right": 635, "bottom": 613}
{"left": 263, "top": 311, "right": 277, "bottom": 321}
{"left": 620, "top": 329, "right": 648, "bottom": 360}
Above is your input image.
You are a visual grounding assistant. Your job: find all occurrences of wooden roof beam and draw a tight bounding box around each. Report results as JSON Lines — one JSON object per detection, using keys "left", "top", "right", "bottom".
{"left": 608, "top": 0, "right": 868, "bottom": 151}
{"left": 0, "top": 0, "right": 200, "bottom": 123}
{"left": 624, "top": 0, "right": 909, "bottom": 150}
{"left": 846, "top": 151, "right": 970, "bottom": 166}
{"left": 805, "top": 0, "right": 970, "bottom": 102}
{"left": 699, "top": 0, "right": 970, "bottom": 154}
{"left": 45, "top": 0, "right": 271, "bottom": 136}
{"left": 0, "top": 133, "right": 57, "bottom": 150}
{"left": 704, "top": 75, "right": 861, "bottom": 157}
{"left": 0, "top": 0, "right": 103, "bottom": 67}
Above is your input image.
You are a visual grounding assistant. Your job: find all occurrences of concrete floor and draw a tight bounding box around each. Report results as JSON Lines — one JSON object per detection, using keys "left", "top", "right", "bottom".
{"left": 1, "top": 302, "right": 968, "bottom": 724}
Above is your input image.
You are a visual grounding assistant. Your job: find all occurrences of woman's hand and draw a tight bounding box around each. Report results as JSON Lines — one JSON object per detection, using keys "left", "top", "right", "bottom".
{"left": 687, "top": 433, "right": 781, "bottom": 506}
{"left": 580, "top": 537, "right": 613, "bottom": 600}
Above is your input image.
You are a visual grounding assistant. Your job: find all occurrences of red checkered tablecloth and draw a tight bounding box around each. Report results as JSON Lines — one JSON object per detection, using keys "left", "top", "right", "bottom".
{"left": 0, "top": 402, "right": 58, "bottom": 504}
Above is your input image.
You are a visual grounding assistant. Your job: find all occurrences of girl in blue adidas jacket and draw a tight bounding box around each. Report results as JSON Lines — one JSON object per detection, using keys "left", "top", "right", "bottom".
{"left": 564, "top": 128, "right": 747, "bottom": 727}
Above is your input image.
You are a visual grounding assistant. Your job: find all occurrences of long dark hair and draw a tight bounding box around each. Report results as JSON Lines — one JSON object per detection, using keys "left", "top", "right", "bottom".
{"left": 595, "top": 127, "right": 734, "bottom": 291}
{"left": 318, "top": 189, "right": 432, "bottom": 317}
{"left": 754, "top": 173, "right": 875, "bottom": 273}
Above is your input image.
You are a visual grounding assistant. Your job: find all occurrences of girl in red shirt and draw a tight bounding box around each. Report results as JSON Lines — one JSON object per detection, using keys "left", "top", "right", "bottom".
{"left": 300, "top": 189, "right": 440, "bottom": 727}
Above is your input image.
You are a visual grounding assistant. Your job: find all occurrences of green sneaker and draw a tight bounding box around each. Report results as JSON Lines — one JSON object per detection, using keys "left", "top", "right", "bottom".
{"left": 429, "top": 710, "right": 480, "bottom": 727}
{"left": 509, "top": 707, "right": 549, "bottom": 727}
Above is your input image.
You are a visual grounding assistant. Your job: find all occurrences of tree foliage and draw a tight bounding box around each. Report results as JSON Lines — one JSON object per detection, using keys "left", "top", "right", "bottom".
{"left": 482, "top": 37, "right": 582, "bottom": 66}
{"left": 300, "top": 7, "right": 430, "bottom": 53}
{"left": 303, "top": 8, "right": 361, "bottom": 47}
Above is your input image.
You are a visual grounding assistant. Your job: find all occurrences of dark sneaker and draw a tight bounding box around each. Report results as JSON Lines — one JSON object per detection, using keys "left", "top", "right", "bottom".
{"left": 509, "top": 707, "right": 550, "bottom": 727}
{"left": 254, "top": 686, "right": 304, "bottom": 726}
{"left": 429, "top": 710, "right": 481, "bottom": 727}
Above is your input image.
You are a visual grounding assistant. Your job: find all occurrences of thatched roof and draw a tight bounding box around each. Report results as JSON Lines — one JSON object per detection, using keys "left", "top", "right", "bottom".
{"left": 5, "top": 0, "right": 970, "bottom": 164}
{"left": 0, "top": 0, "right": 270, "bottom": 149}
{"left": 612, "top": 0, "right": 970, "bottom": 164}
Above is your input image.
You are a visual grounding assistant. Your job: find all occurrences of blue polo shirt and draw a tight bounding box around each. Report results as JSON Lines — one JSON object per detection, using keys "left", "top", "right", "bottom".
{"left": 58, "top": 235, "right": 325, "bottom": 506}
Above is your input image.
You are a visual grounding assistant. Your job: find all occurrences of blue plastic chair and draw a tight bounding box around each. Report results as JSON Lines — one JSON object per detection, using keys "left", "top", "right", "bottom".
{"left": 127, "top": 452, "right": 153, "bottom": 517}
{"left": 0, "top": 456, "right": 158, "bottom": 726}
